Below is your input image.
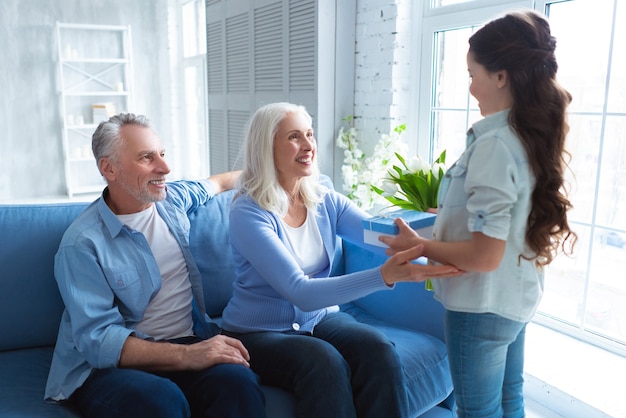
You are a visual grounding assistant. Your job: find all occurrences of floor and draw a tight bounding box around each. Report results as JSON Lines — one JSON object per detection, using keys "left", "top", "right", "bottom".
{"left": 524, "top": 322, "right": 624, "bottom": 417}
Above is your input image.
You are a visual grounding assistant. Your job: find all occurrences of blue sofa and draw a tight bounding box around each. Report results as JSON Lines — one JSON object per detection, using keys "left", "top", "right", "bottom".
{"left": 0, "top": 188, "right": 455, "bottom": 417}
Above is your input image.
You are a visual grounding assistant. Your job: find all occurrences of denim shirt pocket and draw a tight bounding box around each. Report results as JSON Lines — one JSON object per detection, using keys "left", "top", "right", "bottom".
{"left": 104, "top": 267, "right": 153, "bottom": 319}
{"left": 439, "top": 162, "right": 467, "bottom": 209}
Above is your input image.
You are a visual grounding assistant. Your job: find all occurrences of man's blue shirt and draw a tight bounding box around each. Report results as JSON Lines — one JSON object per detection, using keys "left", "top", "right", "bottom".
{"left": 45, "top": 180, "right": 219, "bottom": 402}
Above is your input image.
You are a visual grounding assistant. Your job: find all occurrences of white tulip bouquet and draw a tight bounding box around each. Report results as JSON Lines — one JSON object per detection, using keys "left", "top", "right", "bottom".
{"left": 337, "top": 119, "right": 447, "bottom": 292}
{"left": 372, "top": 150, "right": 447, "bottom": 213}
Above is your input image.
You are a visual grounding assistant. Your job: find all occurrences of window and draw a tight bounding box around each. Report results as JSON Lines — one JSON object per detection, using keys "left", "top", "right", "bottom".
{"left": 539, "top": 0, "right": 625, "bottom": 353}
{"left": 430, "top": 0, "right": 478, "bottom": 8}
{"left": 417, "top": 0, "right": 626, "bottom": 355}
{"left": 177, "top": 0, "right": 209, "bottom": 178}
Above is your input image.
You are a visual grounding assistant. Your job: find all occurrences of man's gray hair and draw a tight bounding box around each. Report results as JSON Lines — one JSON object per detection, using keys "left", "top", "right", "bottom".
{"left": 92, "top": 113, "right": 151, "bottom": 171}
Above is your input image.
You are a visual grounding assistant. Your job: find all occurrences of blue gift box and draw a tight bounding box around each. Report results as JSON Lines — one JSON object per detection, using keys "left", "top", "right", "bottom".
{"left": 362, "top": 210, "right": 436, "bottom": 247}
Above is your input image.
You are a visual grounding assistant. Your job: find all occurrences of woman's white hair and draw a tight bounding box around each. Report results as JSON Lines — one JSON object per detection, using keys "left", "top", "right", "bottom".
{"left": 238, "top": 102, "right": 326, "bottom": 216}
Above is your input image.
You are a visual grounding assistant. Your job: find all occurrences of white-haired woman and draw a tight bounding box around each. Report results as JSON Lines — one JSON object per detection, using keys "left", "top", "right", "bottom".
{"left": 221, "top": 102, "right": 461, "bottom": 418}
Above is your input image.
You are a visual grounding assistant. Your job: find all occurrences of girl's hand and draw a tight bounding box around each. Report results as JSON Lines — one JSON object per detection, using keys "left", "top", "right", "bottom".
{"left": 379, "top": 218, "right": 422, "bottom": 255}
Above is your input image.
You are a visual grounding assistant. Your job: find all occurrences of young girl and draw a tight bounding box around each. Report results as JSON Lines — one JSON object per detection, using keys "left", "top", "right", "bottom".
{"left": 382, "top": 10, "right": 577, "bottom": 417}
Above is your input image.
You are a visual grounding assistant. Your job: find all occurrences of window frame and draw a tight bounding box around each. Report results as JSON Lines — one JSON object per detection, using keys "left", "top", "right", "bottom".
{"left": 410, "top": 0, "right": 530, "bottom": 160}
{"left": 175, "top": 0, "right": 210, "bottom": 179}
{"left": 412, "top": 0, "right": 626, "bottom": 357}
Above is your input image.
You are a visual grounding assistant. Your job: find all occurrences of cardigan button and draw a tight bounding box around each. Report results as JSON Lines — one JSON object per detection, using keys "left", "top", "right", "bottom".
{"left": 292, "top": 323, "right": 300, "bottom": 331}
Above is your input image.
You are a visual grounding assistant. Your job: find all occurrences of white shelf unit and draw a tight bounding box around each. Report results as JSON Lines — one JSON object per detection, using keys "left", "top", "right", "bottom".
{"left": 56, "top": 22, "right": 133, "bottom": 198}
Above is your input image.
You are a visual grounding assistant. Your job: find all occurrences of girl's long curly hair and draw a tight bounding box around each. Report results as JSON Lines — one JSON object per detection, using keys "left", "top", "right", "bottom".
{"left": 469, "top": 10, "right": 577, "bottom": 267}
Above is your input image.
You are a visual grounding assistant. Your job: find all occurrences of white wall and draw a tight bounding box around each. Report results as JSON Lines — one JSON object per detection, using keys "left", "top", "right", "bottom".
{"left": 0, "top": 0, "right": 411, "bottom": 201}
{"left": 0, "top": 0, "right": 172, "bottom": 201}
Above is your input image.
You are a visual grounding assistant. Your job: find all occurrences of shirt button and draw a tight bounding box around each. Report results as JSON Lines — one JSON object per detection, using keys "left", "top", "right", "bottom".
{"left": 292, "top": 323, "right": 300, "bottom": 331}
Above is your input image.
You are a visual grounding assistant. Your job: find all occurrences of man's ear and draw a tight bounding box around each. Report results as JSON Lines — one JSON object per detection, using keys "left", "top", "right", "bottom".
{"left": 99, "top": 157, "right": 116, "bottom": 182}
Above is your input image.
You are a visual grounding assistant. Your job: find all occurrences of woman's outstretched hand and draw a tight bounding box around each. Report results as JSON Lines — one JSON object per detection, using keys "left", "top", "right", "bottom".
{"left": 380, "top": 244, "right": 463, "bottom": 286}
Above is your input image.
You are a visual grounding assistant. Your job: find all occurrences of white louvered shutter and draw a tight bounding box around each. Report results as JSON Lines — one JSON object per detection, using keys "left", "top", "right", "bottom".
{"left": 206, "top": 0, "right": 355, "bottom": 179}
{"left": 206, "top": 0, "right": 318, "bottom": 173}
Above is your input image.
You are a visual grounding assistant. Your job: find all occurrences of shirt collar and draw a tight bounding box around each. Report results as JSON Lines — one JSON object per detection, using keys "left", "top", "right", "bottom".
{"left": 97, "top": 188, "right": 172, "bottom": 238}
{"left": 467, "top": 109, "right": 511, "bottom": 147}
{"left": 97, "top": 188, "right": 125, "bottom": 238}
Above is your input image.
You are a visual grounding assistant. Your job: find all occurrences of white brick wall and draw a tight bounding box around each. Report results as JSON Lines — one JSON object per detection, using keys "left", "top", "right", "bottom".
{"left": 353, "top": 0, "right": 414, "bottom": 153}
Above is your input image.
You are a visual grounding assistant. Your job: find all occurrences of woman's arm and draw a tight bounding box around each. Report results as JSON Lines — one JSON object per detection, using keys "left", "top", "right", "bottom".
{"left": 229, "top": 197, "right": 390, "bottom": 310}
{"left": 230, "top": 196, "right": 462, "bottom": 310}
{"left": 379, "top": 244, "right": 464, "bottom": 284}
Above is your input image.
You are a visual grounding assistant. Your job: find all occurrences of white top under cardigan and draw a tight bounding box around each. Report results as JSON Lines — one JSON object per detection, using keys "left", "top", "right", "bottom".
{"left": 278, "top": 209, "right": 327, "bottom": 277}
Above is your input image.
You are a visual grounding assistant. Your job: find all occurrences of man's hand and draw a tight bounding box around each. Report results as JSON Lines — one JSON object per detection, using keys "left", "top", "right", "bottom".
{"left": 119, "top": 334, "right": 250, "bottom": 372}
{"left": 181, "top": 335, "right": 251, "bottom": 370}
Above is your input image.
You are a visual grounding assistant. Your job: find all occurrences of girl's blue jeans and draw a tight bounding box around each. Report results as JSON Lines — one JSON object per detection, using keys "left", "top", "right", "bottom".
{"left": 445, "top": 310, "right": 527, "bottom": 418}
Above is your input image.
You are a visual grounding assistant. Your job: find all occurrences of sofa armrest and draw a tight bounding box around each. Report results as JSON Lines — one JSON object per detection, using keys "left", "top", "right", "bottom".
{"left": 341, "top": 240, "right": 446, "bottom": 342}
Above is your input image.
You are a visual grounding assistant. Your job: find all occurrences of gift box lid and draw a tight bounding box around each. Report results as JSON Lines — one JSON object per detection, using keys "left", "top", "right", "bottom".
{"left": 362, "top": 210, "right": 436, "bottom": 234}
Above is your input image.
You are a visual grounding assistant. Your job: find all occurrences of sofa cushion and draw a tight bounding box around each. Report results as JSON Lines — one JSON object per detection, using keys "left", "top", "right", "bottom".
{"left": 0, "top": 203, "right": 89, "bottom": 351}
{"left": 0, "top": 347, "right": 81, "bottom": 417}
{"left": 0, "top": 346, "right": 295, "bottom": 418}
{"left": 188, "top": 189, "right": 238, "bottom": 317}
{"left": 342, "top": 241, "right": 447, "bottom": 341}
{"left": 342, "top": 303, "right": 454, "bottom": 417}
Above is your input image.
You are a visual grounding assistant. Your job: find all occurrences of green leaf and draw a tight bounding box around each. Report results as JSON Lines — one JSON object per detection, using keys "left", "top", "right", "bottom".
{"left": 385, "top": 196, "right": 412, "bottom": 208}
{"left": 395, "top": 184, "right": 427, "bottom": 212}
{"left": 390, "top": 165, "right": 403, "bottom": 178}
{"left": 394, "top": 124, "right": 407, "bottom": 134}
{"left": 394, "top": 152, "right": 408, "bottom": 169}
{"left": 435, "top": 149, "right": 446, "bottom": 164}
{"left": 412, "top": 175, "right": 429, "bottom": 197}
{"left": 371, "top": 185, "right": 384, "bottom": 196}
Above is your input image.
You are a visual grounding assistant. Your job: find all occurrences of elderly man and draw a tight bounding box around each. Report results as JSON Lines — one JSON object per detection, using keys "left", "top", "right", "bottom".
{"left": 45, "top": 113, "right": 265, "bottom": 418}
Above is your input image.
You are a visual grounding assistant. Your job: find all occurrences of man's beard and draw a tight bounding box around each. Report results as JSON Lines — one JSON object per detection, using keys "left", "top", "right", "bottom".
{"left": 118, "top": 173, "right": 166, "bottom": 204}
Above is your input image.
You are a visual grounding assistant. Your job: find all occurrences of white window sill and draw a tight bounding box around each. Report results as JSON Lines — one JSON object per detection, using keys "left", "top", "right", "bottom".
{"left": 525, "top": 322, "right": 623, "bottom": 417}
